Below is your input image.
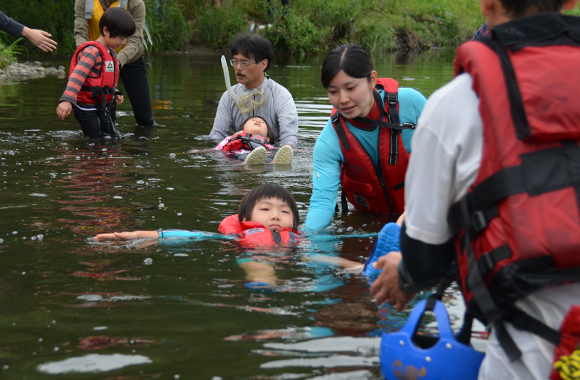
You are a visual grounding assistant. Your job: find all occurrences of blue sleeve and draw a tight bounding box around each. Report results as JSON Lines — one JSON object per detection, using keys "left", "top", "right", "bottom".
{"left": 398, "top": 87, "right": 427, "bottom": 153}
{"left": 159, "top": 229, "right": 218, "bottom": 239}
{"left": 304, "top": 120, "right": 345, "bottom": 232}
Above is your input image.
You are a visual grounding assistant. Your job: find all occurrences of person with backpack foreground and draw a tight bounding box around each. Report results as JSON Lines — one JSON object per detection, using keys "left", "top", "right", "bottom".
{"left": 370, "top": 0, "right": 580, "bottom": 379}
{"left": 304, "top": 44, "right": 427, "bottom": 232}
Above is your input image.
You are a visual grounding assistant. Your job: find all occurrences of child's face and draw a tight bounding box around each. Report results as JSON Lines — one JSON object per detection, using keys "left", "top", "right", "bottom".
{"left": 243, "top": 117, "right": 269, "bottom": 139}
{"left": 245, "top": 197, "right": 294, "bottom": 232}
{"left": 102, "top": 27, "right": 127, "bottom": 51}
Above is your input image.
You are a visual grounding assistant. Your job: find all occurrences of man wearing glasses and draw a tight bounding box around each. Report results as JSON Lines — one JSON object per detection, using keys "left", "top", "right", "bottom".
{"left": 209, "top": 33, "right": 299, "bottom": 147}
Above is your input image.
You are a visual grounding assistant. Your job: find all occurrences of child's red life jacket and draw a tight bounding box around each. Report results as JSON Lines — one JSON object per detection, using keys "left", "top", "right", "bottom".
{"left": 218, "top": 214, "right": 300, "bottom": 247}
{"left": 330, "top": 78, "right": 412, "bottom": 215}
{"left": 70, "top": 41, "right": 119, "bottom": 108}
{"left": 222, "top": 131, "right": 272, "bottom": 152}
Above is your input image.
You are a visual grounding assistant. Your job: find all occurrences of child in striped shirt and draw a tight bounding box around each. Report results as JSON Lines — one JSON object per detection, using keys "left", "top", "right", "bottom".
{"left": 56, "top": 7, "right": 135, "bottom": 139}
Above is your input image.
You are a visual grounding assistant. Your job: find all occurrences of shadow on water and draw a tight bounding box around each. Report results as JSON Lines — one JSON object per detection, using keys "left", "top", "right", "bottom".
{"left": 0, "top": 49, "right": 480, "bottom": 379}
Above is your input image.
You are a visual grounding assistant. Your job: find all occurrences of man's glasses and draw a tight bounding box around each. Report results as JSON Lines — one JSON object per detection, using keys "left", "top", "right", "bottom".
{"left": 229, "top": 59, "right": 258, "bottom": 68}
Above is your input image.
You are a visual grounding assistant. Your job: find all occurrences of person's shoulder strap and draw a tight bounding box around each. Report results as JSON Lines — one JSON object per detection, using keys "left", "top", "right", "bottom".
{"left": 85, "top": 0, "right": 95, "bottom": 19}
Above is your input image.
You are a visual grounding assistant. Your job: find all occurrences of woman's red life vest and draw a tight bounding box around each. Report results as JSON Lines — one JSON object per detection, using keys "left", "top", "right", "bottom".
{"left": 222, "top": 131, "right": 272, "bottom": 152}
{"left": 218, "top": 214, "right": 300, "bottom": 247}
{"left": 70, "top": 41, "right": 119, "bottom": 107}
{"left": 330, "top": 78, "right": 411, "bottom": 215}
{"left": 447, "top": 15, "right": 580, "bottom": 360}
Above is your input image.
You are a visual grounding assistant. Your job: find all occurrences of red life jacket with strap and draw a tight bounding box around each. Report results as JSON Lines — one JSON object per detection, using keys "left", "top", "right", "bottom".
{"left": 222, "top": 131, "right": 272, "bottom": 152}
{"left": 330, "top": 78, "right": 413, "bottom": 215}
{"left": 70, "top": 41, "right": 118, "bottom": 108}
{"left": 447, "top": 15, "right": 580, "bottom": 362}
{"left": 218, "top": 214, "right": 300, "bottom": 247}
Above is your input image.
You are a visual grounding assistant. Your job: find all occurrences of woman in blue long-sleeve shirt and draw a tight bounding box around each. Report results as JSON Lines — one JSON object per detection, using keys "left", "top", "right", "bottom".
{"left": 304, "top": 45, "right": 426, "bottom": 232}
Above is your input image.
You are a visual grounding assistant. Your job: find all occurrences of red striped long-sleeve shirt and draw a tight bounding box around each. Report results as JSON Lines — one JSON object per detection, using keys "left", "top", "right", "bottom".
{"left": 60, "top": 45, "right": 116, "bottom": 108}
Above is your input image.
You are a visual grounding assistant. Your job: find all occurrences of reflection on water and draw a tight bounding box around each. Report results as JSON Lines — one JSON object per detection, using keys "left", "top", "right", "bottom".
{"left": 0, "top": 50, "right": 465, "bottom": 379}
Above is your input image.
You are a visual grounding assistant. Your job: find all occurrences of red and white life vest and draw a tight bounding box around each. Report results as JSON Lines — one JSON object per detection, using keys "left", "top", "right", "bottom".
{"left": 447, "top": 15, "right": 580, "bottom": 361}
{"left": 218, "top": 214, "right": 300, "bottom": 247}
{"left": 222, "top": 131, "right": 273, "bottom": 152}
{"left": 70, "top": 41, "right": 118, "bottom": 107}
{"left": 331, "top": 78, "right": 410, "bottom": 215}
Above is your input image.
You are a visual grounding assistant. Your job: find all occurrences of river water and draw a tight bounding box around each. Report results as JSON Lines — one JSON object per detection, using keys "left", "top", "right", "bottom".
{"left": 0, "top": 49, "right": 473, "bottom": 379}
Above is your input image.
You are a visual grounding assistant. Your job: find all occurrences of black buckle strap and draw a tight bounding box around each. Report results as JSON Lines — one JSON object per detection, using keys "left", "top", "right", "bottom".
{"left": 477, "top": 37, "right": 530, "bottom": 140}
{"left": 495, "top": 320, "right": 522, "bottom": 362}
{"left": 272, "top": 230, "right": 282, "bottom": 243}
{"left": 477, "top": 244, "right": 511, "bottom": 278}
{"left": 506, "top": 308, "right": 562, "bottom": 346}
{"left": 331, "top": 115, "right": 351, "bottom": 150}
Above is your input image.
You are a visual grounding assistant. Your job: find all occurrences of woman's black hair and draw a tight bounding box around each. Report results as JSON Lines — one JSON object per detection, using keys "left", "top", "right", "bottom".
{"left": 500, "top": 0, "right": 566, "bottom": 17}
{"left": 230, "top": 33, "right": 274, "bottom": 72}
{"left": 321, "top": 44, "right": 374, "bottom": 89}
{"left": 238, "top": 183, "right": 299, "bottom": 230}
{"left": 99, "top": 7, "right": 136, "bottom": 38}
{"left": 240, "top": 116, "right": 276, "bottom": 145}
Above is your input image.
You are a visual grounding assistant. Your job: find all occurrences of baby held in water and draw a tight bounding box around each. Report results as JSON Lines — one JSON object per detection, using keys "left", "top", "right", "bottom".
{"left": 189, "top": 116, "right": 293, "bottom": 165}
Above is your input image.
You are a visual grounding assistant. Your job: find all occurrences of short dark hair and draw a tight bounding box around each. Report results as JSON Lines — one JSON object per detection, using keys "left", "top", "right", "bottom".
{"left": 240, "top": 116, "right": 277, "bottom": 144}
{"left": 238, "top": 183, "right": 299, "bottom": 230}
{"left": 321, "top": 44, "right": 373, "bottom": 89}
{"left": 99, "top": 7, "right": 136, "bottom": 38}
{"left": 230, "top": 33, "right": 274, "bottom": 72}
{"left": 500, "top": 0, "right": 567, "bottom": 17}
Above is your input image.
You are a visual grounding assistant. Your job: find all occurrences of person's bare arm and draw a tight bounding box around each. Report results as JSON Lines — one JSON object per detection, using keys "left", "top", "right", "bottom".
{"left": 94, "top": 231, "right": 159, "bottom": 241}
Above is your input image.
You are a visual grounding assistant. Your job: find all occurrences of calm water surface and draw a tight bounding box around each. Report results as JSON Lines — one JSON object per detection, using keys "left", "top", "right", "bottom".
{"left": 0, "top": 50, "right": 464, "bottom": 379}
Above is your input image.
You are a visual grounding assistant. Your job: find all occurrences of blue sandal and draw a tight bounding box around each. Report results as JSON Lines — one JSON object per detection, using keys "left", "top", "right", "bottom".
{"left": 363, "top": 223, "right": 401, "bottom": 281}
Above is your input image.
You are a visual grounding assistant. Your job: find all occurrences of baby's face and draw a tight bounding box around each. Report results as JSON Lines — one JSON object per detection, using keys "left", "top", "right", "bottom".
{"left": 243, "top": 117, "right": 269, "bottom": 139}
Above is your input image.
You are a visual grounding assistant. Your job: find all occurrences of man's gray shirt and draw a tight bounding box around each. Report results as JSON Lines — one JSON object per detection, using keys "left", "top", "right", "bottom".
{"left": 209, "top": 77, "right": 299, "bottom": 146}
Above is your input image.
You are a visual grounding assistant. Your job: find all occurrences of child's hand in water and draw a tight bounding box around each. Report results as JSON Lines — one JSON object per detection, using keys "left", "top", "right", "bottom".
{"left": 94, "top": 231, "right": 159, "bottom": 241}
{"left": 56, "top": 101, "right": 72, "bottom": 120}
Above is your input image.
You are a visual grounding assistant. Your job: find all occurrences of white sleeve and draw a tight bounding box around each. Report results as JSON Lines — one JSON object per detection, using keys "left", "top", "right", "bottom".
{"left": 404, "top": 74, "right": 483, "bottom": 245}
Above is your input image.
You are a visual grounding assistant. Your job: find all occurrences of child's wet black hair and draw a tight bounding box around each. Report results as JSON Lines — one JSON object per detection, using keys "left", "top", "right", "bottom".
{"left": 238, "top": 183, "right": 299, "bottom": 230}
{"left": 240, "top": 116, "right": 276, "bottom": 144}
{"left": 99, "top": 7, "right": 136, "bottom": 38}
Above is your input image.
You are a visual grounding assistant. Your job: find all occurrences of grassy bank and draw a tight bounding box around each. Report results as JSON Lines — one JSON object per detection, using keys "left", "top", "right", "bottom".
{"left": 1, "top": 0, "right": 579, "bottom": 60}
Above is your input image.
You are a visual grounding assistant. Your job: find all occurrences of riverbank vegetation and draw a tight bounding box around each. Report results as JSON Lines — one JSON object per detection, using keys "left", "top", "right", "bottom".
{"left": 1, "top": 0, "right": 579, "bottom": 61}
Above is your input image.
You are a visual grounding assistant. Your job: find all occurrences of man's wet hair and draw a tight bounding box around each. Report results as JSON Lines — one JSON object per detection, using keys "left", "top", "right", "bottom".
{"left": 238, "top": 183, "right": 299, "bottom": 230}
{"left": 230, "top": 33, "right": 274, "bottom": 72}
{"left": 240, "top": 116, "right": 277, "bottom": 144}
{"left": 500, "top": 0, "right": 566, "bottom": 17}
{"left": 321, "top": 44, "right": 373, "bottom": 89}
{"left": 99, "top": 7, "right": 136, "bottom": 38}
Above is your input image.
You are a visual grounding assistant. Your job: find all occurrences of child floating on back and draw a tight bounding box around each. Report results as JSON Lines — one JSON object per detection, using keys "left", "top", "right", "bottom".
{"left": 56, "top": 7, "right": 136, "bottom": 139}
{"left": 94, "top": 182, "right": 300, "bottom": 246}
{"left": 188, "top": 116, "right": 293, "bottom": 165}
{"left": 93, "top": 183, "right": 375, "bottom": 287}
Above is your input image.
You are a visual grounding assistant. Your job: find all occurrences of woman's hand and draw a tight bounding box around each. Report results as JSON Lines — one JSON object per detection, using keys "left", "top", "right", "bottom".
{"left": 21, "top": 27, "right": 57, "bottom": 52}
{"left": 116, "top": 94, "right": 124, "bottom": 106}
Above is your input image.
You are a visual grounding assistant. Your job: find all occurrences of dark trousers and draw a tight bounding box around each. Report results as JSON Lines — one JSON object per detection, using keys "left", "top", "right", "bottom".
{"left": 118, "top": 56, "right": 155, "bottom": 127}
{"left": 74, "top": 103, "right": 116, "bottom": 140}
